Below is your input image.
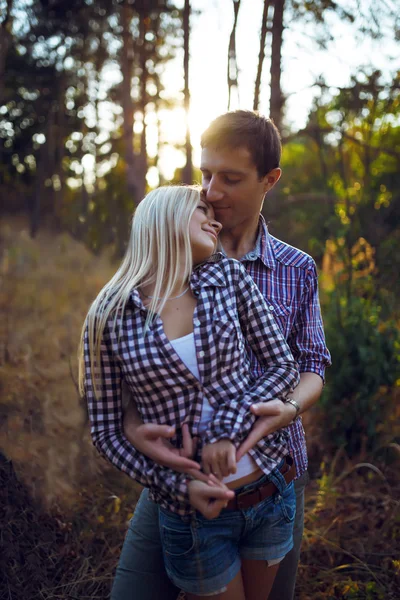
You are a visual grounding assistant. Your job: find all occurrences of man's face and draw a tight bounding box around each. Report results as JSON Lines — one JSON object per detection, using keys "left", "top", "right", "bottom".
{"left": 200, "top": 145, "right": 280, "bottom": 230}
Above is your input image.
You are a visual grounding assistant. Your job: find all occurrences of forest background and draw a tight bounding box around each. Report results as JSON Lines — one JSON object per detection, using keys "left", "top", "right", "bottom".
{"left": 0, "top": 1, "right": 399, "bottom": 599}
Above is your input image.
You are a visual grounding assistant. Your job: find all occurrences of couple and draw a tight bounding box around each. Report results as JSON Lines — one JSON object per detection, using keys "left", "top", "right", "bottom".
{"left": 80, "top": 111, "right": 331, "bottom": 600}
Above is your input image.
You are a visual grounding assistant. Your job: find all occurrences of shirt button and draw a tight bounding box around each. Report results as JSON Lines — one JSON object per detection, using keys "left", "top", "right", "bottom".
{"left": 193, "top": 290, "right": 200, "bottom": 297}
{"left": 249, "top": 252, "right": 257, "bottom": 259}
{"left": 268, "top": 305, "right": 275, "bottom": 311}
{"left": 198, "top": 350, "right": 205, "bottom": 358}
{"left": 194, "top": 319, "right": 201, "bottom": 327}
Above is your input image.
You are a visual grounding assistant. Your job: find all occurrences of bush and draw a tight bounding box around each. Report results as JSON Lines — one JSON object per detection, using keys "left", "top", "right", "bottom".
{"left": 321, "top": 289, "right": 400, "bottom": 455}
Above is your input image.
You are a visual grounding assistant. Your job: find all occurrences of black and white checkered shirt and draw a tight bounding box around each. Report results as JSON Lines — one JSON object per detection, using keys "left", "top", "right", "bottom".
{"left": 84, "top": 256, "right": 300, "bottom": 515}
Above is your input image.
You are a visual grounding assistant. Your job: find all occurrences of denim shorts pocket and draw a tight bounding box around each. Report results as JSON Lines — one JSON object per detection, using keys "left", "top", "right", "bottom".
{"left": 160, "top": 513, "right": 196, "bottom": 557}
{"left": 278, "top": 481, "right": 296, "bottom": 523}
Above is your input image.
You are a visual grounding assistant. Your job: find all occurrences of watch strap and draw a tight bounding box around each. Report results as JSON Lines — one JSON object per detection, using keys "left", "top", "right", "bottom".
{"left": 285, "top": 397, "right": 300, "bottom": 422}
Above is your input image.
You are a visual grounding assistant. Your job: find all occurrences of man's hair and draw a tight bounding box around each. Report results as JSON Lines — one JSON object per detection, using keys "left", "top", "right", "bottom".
{"left": 200, "top": 110, "right": 281, "bottom": 179}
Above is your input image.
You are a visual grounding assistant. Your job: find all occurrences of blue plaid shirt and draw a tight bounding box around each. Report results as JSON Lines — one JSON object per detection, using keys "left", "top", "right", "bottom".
{"left": 84, "top": 256, "right": 300, "bottom": 515}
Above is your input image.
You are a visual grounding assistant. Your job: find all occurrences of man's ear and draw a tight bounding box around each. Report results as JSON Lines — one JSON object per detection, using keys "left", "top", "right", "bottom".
{"left": 263, "top": 168, "right": 282, "bottom": 192}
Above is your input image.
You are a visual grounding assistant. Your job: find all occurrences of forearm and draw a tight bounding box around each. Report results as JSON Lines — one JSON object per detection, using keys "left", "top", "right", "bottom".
{"left": 286, "top": 371, "right": 324, "bottom": 417}
{"left": 246, "top": 372, "right": 324, "bottom": 440}
{"left": 94, "top": 426, "right": 190, "bottom": 504}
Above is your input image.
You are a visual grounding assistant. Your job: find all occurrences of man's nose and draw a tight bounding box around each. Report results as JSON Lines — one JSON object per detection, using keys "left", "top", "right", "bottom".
{"left": 204, "top": 176, "right": 223, "bottom": 202}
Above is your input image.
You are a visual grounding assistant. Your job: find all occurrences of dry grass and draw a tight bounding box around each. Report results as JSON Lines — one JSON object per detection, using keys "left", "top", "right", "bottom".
{"left": 1, "top": 218, "right": 399, "bottom": 599}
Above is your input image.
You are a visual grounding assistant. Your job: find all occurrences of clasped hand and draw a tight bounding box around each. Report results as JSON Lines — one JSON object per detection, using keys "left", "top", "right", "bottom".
{"left": 188, "top": 439, "right": 236, "bottom": 519}
{"left": 123, "top": 399, "right": 295, "bottom": 518}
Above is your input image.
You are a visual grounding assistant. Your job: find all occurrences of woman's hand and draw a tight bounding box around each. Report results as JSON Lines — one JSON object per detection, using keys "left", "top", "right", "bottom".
{"left": 188, "top": 476, "right": 234, "bottom": 520}
{"left": 202, "top": 439, "right": 237, "bottom": 479}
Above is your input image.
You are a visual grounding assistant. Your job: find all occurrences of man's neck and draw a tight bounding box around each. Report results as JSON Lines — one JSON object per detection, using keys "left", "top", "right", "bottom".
{"left": 219, "top": 215, "right": 260, "bottom": 260}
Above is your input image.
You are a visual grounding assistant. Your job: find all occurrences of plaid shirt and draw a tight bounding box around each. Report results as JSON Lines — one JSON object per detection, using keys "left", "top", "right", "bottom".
{"left": 84, "top": 256, "right": 300, "bottom": 515}
{"left": 236, "top": 216, "right": 331, "bottom": 477}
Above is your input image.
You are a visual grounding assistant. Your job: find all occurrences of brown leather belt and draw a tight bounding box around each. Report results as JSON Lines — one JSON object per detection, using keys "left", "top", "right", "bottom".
{"left": 225, "top": 456, "right": 295, "bottom": 511}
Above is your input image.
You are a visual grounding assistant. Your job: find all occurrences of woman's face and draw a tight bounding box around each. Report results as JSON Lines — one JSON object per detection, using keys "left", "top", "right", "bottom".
{"left": 189, "top": 197, "right": 222, "bottom": 265}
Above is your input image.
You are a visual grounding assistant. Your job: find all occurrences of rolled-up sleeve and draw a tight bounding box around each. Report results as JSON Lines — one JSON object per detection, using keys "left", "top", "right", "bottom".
{"left": 287, "top": 261, "right": 331, "bottom": 381}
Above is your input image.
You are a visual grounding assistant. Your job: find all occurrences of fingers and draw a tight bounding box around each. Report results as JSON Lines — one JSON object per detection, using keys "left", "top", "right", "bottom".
{"left": 141, "top": 423, "right": 176, "bottom": 440}
{"left": 236, "top": 428, "right": 260, "bottom": 462}
{"left": 226, "top": 444, "right": 237, "bottom": 476}
{"left": 211, "top": 455, "right": 223, "bottom": 479}
{"left": 236, "top": 411, "right": 285, "bottom": 461}
{"left": 187, "top": 468, "right": 210, "bottom": 483}
{"left": 188, "top": 479, "right": 234, "bottom": 520}
{"left": 181, "top": 423, "right": 196, "bottom": 459}
{"left": 168, "top": 456, "right": 201, "bottom": 473}
{"left": 202, "top": 498, "right": 227, "bottom": 520}
{"left": 202, "top": 441, "right": 237, "bottom": 479}
{"left": 202, "top": 480, "right": 234, "bottom": 519}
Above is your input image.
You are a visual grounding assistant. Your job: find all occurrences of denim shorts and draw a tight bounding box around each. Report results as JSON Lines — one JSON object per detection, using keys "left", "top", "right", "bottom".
{"left": 158, "top": 463, "right": 296, "bottom": 597}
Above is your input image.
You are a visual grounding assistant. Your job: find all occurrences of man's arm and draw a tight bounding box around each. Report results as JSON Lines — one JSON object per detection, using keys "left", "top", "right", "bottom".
{"left": 123, "top": 400, "right": 201, "bottom": 472}
{"left": 236, "top": 372, "right": 322, "bottom": 460}
{"left": 237, "top": 258, "right": 330, "bottom": 460}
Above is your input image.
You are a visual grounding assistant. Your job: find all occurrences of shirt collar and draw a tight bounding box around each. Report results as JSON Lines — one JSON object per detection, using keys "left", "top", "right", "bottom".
{"left": 219, "top": 216, "right": 277, "bottom": 270}
{"left": 129, "top": 253, "right": 227, "bottom": 308}
{"left": 191, "top": 252, "right": 227, "bottom": 289}
{"left": 258, "top": 216, "right": 277, "bottom": 271}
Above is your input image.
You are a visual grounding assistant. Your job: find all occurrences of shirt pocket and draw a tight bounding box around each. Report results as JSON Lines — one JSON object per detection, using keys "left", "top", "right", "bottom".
{"left": 264, "top": 298, "right": 291, "bottom": 339}
{"left": 211, "top": 317, "right": 244, "bottom": 370}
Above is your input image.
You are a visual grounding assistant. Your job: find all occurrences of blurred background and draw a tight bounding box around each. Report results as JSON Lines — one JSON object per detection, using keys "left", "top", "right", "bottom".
{"left": 1, "top": 1, "right": 399, "bottom": 598}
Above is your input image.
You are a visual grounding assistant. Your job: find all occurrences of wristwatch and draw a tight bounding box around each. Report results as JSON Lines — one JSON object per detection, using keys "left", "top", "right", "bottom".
{"left": 285, "top": 397, "right": 301, "bottom": 423}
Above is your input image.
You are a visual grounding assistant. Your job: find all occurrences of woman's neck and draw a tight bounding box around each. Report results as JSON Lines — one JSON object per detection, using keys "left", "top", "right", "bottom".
{"left": 140, "top": 277, "right": 189, "bottom": 301}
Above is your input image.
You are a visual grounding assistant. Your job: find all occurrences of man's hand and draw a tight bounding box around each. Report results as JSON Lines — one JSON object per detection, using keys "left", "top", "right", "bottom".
{"left": 236, "top": 400, "right": 296, "bottom": 461}
{"left": 123, "top": 401, "right": 201, "bottom": 473}
{"left": 236, "top": 373, "right": 324, "bottom": 461}
{"left": 202, "top": 439, "right": 237, "bottom": 479}
{"left": 188, "top": 475, "right": 234, "bottom": 519}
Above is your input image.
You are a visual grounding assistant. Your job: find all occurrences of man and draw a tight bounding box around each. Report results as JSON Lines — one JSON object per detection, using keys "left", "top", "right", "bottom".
{"left": 111, "top": 110, "right": 331, "bottom": 600}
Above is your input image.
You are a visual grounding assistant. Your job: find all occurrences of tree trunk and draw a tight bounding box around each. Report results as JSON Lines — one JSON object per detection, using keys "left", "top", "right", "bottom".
{"left": 137, "top": 12, "right": 147, "bottom": 203}
{"left": 182, "top": 0, "right": 192, "bottom": 184}
{"left": 227, "top": 0, "right": 241, "bottom": 110}
{"left": 0, "top": 0, "right": 14, "bottom": 104}
{"left": 253, "top": 0, "right": 270, "bottom": 111}
{"left": 270, "top": 0, "right": 285, "bottom": 129}
{"left": 121, "top": 1, "right": 138, "bottom": 203}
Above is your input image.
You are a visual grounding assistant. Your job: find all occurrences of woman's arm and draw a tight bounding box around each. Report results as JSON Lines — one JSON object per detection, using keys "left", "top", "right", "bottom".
{"left": 83, "top": 321, "right": 192, "bottom": 507}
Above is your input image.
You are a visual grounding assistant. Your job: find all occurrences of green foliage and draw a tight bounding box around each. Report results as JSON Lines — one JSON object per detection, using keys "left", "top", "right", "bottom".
{"left": 321, "top": 288, "right": 400, "bottom": 455}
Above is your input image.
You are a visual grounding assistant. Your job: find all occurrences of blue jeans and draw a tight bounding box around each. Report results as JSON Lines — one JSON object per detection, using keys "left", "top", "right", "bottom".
{"left": 111, "top": 471, "right": 309, "bottom": 600}
{"left": 159, "top": 468, "right": 295, "bottom": 597}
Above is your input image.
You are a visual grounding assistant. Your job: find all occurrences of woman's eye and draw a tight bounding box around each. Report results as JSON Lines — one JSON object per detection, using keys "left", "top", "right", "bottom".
{"left": 197, "top": 205, "right": 207, "bottom": 213}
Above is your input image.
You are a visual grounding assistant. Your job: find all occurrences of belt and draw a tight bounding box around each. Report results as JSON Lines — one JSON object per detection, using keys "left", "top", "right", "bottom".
{"left": 225, "top": 455, "right": 295, "bottom": 511}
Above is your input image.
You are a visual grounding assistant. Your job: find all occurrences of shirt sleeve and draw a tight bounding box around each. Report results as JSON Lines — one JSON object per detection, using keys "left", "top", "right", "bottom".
{"left": 203, "top": 261, "right": 300, "bottom": 447}
{"left": 83, "top": 320, "right": 189, "bottom": 506}
{"left": 287, "top": 260, "right": 331, "bottom": 380}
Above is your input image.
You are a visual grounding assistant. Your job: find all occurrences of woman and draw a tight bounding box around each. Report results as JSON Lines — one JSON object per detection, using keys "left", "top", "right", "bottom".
{"left": 79, "top": 186, "right": 300, "bottom": 600}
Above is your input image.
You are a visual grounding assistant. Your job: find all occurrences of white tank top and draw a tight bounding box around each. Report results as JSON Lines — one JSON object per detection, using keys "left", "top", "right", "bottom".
{"left": 169, "top": 332, "right": 258, "bottom": 484}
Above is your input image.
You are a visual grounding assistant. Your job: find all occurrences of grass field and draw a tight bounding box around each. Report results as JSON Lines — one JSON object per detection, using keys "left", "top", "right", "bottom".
{"left": 1, "top": 219, "right": 399, "bottom": 599}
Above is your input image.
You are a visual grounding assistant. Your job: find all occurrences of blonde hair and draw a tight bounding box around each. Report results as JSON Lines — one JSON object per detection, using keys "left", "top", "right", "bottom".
{"left": 78, "top": 185, "right": 202, "bottom": 399}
